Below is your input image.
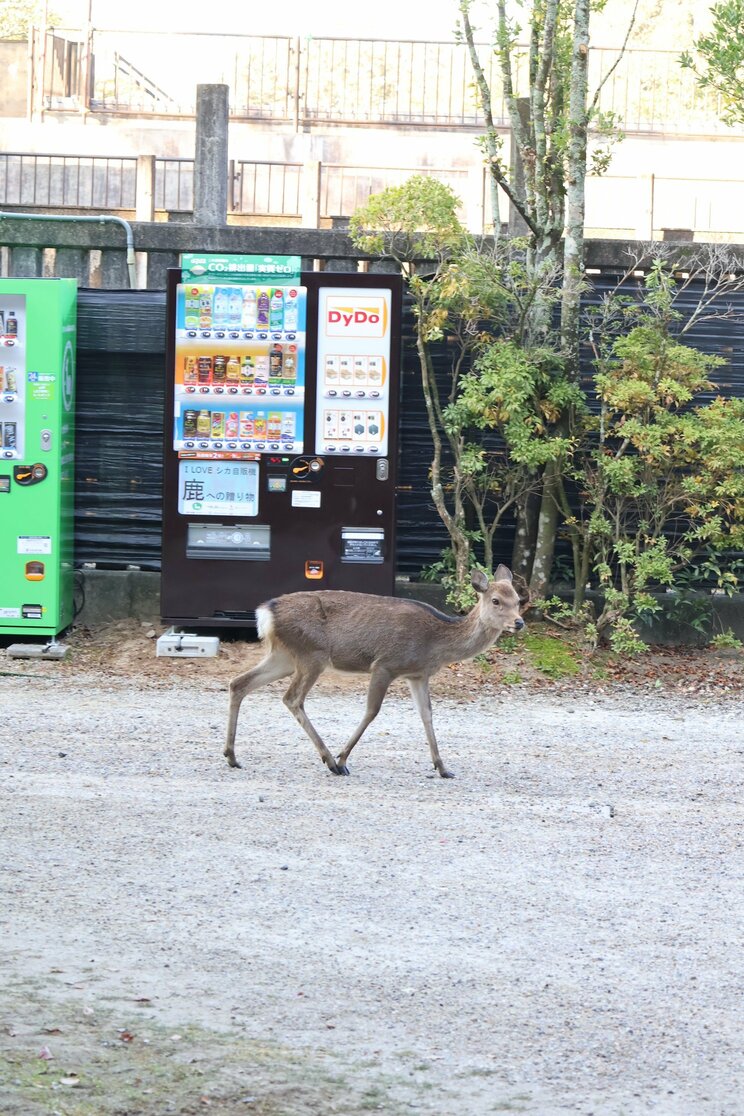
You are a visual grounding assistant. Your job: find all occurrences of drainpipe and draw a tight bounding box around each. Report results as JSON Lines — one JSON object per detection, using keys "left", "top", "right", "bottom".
{"left": 0, "top": 212, "right": 137, "bottom": 289}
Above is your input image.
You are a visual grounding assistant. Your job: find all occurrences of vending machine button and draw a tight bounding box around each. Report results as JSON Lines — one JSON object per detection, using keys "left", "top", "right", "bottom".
{"left": 285, "top": 442, "right": 294, "bottom": 450}
{"left": 214, "top": 387, "right": 224, "bottom": 394}
{"left": 227, "top": 442, "right": 237, "bottom": 449}
{"left": 286, "top": 332, "right": 296, "bottom": 340}
{"left": 216, "top": 331, "right": 225, "bottom": 338}
{"left": 200, "top": 387, "right": 210, "bottom": 394}
{"left": 326, "top": 445, "right": 337, "bottom": 452}
{"left": 258, "top": 332, "right": 268, "bottom": 340}
{"left": 243, "top": 331, "right": 254, "bottom": 339}
{"left": 356, "top": 390, "right": 366, "bottom": 397}
{"left": 341, "top": 445, "right": 350, "bottom": 452}
{"left": 271, "top": 388, "right": 281, "bottom": 395}
{"left": 40, "top": 429, "right": 52, "bottom": 451}
{"left": 229, "top": 331, "right": 239, "bottom": 338}
{"left": 285, "top": 388, "right": 295, "bottom": 396}
{"left": 240, "top": 442, "right": 251, "bottom": 449}
{"left": 376, "top": 459, "right": 390, "bottom": 481}
{"left": 187, "top": 330, "right": 197, "bottom": 337}
{"left": 370, "top": 446, "right": 379, "bottom": 453}
{"left": 242, "top": 388, "right": 252, "bottom": 395}
{"left": 270, "top": 442, "right": 280, "bottom": 450}
{"left": 271, "top": 332, "right": 281, "bottom": 340}
{"left": 185, "top": 441, "right": 195, "bottom": 448}
{"left": 370, "top": 390, "right": 380, "bottom": 397}
{"left": 186, "top": 386, "right": 196, "bottom": 393}
{"left": 342, "top": 390, "right": 351, "bottom": 397}
{"left": 228, "top": 387, "right": 238, "bottom": 394}
{"left": 354, "top": 446, "right": 364, "bottom": 453}
{"left": 257, "top": 388, "right": 266, "bottom": 395}
{"left": 256, "top": 442, "right": 266, "bottom": 449}
{"left": 200, "top": 330, "right": 211, "bottom": 338}
{"left": 199, "top": 441, "right": 209, "bottom": 448}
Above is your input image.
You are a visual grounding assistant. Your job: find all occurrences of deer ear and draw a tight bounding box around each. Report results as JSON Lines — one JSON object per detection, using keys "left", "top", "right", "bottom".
{"left": 471, "top": 569, "right": 489, "bottom": 594}
{"left": 494, "top": 564, "right": 513, "bottom": 583}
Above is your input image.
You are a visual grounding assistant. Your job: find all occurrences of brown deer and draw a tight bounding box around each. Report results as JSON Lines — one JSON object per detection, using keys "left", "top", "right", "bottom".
{"left": 224, "top": 565, "right": 525, "bottom": 778}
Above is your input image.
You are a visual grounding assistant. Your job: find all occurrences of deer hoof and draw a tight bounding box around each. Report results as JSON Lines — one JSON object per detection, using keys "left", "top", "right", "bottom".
{"left": 438, "top": 768, "right": 455, "bottom": 779}
{"left": 225, "top": 755, "right": 242, "bottom": 769}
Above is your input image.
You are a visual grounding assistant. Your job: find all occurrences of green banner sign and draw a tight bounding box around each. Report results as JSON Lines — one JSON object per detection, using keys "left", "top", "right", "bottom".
{"left": 180, "top": 254, "right": 301, "bottom": 284}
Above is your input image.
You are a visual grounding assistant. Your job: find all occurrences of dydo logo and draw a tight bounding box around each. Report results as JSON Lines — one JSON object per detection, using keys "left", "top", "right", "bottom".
{"left": 324, "top": 294, "right": 388, "bottom": 338}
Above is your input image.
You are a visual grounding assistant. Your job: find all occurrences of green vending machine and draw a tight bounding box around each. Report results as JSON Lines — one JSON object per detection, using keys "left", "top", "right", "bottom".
{"left": 0, "top": 279, "right": 77, "bottom": 638}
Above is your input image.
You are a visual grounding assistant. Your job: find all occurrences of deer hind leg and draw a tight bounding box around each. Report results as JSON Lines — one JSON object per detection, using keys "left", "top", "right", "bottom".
{"left": 336, "top": 666, "right": 393, "bottom": 775}
{"left": 407, "top": 676, "right": 454, "bottom": 778}
{"left": 281, "top": 657, "right": 346, "bottom": 775}
{"left": 224, "top": 647, "right": 294, "bottom": 768}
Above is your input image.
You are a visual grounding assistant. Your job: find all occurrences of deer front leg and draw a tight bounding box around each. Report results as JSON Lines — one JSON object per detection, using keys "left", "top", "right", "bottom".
{"left": 224, "top": 649, "right": 293, "bottom": 768}
{"left": 407, "top": 677, "right": 454, "bottom": 778}
{"left": 282, "top": 660, "right": 347, "bottom": 775}
{"left": 336, "top": 666, "right": 393, "bottom": 775}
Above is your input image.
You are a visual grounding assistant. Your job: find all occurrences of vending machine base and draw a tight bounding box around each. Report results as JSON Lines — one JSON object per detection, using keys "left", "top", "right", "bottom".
{"left": 6, "top": 639, "right": 70, "bottom": 660}
{"left": 156, "top": 628, "right": 220, "bottom": 658}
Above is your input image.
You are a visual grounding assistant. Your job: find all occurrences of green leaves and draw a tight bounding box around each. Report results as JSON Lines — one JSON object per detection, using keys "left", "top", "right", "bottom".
{"left": 681, "top": 0, "right": 744, "bottom": 126}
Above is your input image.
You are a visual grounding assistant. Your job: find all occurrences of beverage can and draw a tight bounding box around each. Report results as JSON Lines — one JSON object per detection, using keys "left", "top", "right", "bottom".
{"left": 267, "top": 411, "right": 282, "bottom": 439}
{"left": 241, "top": 288, "right": 258, "bottom": 330}
{"left": 283, "top": 345, "right": 297, "bottom": 385}
{"left": 196, "top": 409, "right": 211, "bottom": 436}
{"left": 240, "top": 356, "right": 255, "bottom": 385}
{"left": 197, "top": 356, "right": 213, "bottom": 384}
{"left": 211, "top": 411, "right": 225, "bottom": 438}
{"left": 269, "top": 289, "right": 284, "bottom": 331}
{"left": 212, "top": 355, "right": 227, "bottom": 383}
{"left": 183, "top": 356, "right": 198, "bottom": 384}
{"left": 254, "top": 411, "right": 267, "bottom": 438}
{"left": 283, "top": 288, "right": 300, "bottom": 331}
{"left": 225, "top": 412, "right": 239, "bottom": 438}
{"left": 256, "top": 289, "right": 271, "bottom": 328}
{"left": 183, "top": 409, "right": 199, "bottom": 436}
{"left": 269, "top": 343, "right": 283, "bottom": 382}
{"left": 3, "top": 421, "right": 17, "bottom": 449}
{"left": 254, "top": 355, "right": 269, "bottom": 385}
{"left": 239, "top": 410, "right": 255, "bottom": 438}
{"left": 226, "top": 356, "right": 241, "bottom": 384}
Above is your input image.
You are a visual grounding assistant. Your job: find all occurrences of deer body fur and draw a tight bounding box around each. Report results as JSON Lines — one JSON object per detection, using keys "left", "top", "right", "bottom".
{"left": 224, "top": 566, "right": 525, "bottom": 778}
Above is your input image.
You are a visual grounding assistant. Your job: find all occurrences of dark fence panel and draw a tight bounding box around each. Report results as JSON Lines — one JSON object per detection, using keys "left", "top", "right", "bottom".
{"left": 75, "top": 290, "right": 165, "bottom": 569}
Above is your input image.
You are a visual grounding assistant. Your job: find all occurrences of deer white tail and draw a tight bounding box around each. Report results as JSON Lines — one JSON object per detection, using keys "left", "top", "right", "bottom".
{"left": 256, "top": 603, "right": 275, "bottom": 642}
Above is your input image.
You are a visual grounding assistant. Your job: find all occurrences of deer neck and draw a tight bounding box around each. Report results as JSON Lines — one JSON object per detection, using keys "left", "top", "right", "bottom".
{"left": 443, "top": 606, "right": 497, "bottom": 663}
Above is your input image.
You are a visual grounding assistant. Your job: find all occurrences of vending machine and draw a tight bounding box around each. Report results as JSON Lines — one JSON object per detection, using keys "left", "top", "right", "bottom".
{"left": 160, "top": 255, "right": 403, "bottom": 627}
{"left": 0, "top": 278, "right": 77, "bottom": 638}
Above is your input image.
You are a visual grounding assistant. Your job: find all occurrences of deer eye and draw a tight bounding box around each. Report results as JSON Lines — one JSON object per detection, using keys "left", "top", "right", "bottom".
{"left": 491, "top": 598, "right": 502, "bottom": 606}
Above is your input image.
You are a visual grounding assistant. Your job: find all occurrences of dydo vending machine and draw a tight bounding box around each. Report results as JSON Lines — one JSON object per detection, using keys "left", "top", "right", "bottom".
{"left": 0, "top": 278, "right": 76, "bottom": 639}
{"left": 160, "top": 255, "right": 402, "bottom": 628}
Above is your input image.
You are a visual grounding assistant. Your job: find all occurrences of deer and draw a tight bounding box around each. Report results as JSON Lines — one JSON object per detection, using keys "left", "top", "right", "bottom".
{"left": 223, "top": 565, "right": 526, "bottom": 779}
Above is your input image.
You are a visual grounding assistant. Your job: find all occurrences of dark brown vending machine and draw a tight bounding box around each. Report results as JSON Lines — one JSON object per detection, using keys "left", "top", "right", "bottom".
{"left": 160, "top": 255, "right": 403, "bottom": 627}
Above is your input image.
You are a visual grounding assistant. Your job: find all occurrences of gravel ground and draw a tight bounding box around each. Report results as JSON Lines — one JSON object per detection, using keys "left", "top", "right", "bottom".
{"left": 0, "top": 658, "right": 742, "bottom": 1115}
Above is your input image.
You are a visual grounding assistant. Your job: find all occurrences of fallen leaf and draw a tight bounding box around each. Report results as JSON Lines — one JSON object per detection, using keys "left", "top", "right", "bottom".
{"left": 38, "top": 1046, "right": 53, "bottom": 1060}
{"left": 118, "top": 1030, "right": 135, "bottom": 1042}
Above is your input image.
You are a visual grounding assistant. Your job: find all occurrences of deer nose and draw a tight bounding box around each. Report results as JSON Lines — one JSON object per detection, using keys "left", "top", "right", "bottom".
{"left": 514, "top": 617, "right": 525, "bottom": 631}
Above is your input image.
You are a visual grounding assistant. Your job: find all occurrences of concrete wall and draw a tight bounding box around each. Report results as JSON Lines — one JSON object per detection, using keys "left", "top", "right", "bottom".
{"left": 0, "top": 42, "right": 28, "bottom": 117}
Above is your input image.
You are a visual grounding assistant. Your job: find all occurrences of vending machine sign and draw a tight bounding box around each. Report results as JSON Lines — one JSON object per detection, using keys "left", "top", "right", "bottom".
{"left": 173, "top": 281, "right": 307, "bottom": 461}
{"left": 180, "top": 254, "right": 301, "bottom": 284}
{"left": 315, "top": 286, "right": 393, "bottom": 457}
{"left": 178, "top": 458, "right": 259, "bottom": 517}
